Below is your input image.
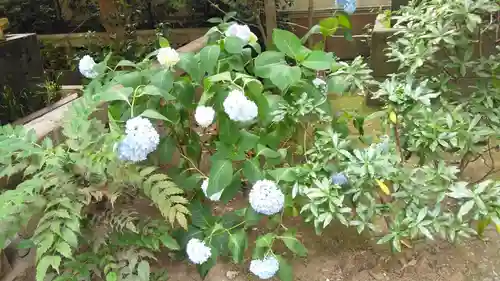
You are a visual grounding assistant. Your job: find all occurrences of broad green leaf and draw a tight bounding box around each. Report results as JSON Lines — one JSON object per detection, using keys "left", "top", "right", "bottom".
{"left": 36, "top": 255, "right": 61, "bottom": 281}
{"left": 101, "top": 86, "right": 133, "bottom": 102}
{"left": 272, "top": 29, "right": 308, "bottom": 59}
{"left": 150, "top": 69, "right": 174, "bottom": 92}
{"left": 137, "top": 260, "right": 150, "bottom": 281}
{"left": 255, "top": 233, "right": 275, "bottom": 248}
{"left": 60, "top": 227, "right": 78, "bottom": 248}
{"left": 280, "top": 229, "right": 307, "bottom": 256}
{"left": 270, "top": 65, "right": 301, "bottom": 91}
{"left": 245, "top": 207, "right": 263, "bottom": 227}
{"left": 106, "top": 272, "right": 117, "bottom": 281}
{"left": 178, "top": 53, "right": 202, "bottom": 82}
{"left": 336, "top": 12, "right": 352, "bottom": 29}
{"left": 277, "top": 256, "right": 293, "bottom": 281}
{"left": 224, "top": 36, "right": 245, "bottom": 54}
{"left": 269, "top": 168, "right": 296, "bottom": 182}
{"left": 242, "top": 159, "right": 263, "bottom": 183}
{"left": 228, "top": 229, "right": 248, "bottom": 264}
{"left": 142, "top": 85, "right": 175, "bottom": 100}
{"left": 319, "top": 17, "right": 339, "bottom": 36}
{"left": 220, "top": 174, "right": 243, "bottom": 203}
{"left": 116, "top": 60, "right": 137, "bottom": 68}
{"left": 200, "top": 45, "right": 221, "bottom": 75}
{"left": 207, "top": 160, "right": 233, "bottom": 196}
{"left": 302, "top": 51, "right": 334, "bottom": 70}
{"left": 208, "top": 72, "right": 232, "bottom": 83}
{"left": 112, "top": 71, "right": 143, "bottom": 88}
{"left": 159, "top": 36, "right": 170, "bottom": 47}
{"left": 140, "top": 109, "right": 172, "bottom": 123}
{"left": 16, "top": 239, "right": 35, "bottom": 249}
{"left": 160, "top": 233, "right": 180, "bottom": 250}
{"left": 327, "top": 76, "right": 348, "bottom": 93}
{"left": 256, "top": 144, "right": 281, "bottom": 158}
{"left": 254, "top": 51, "right": 286, "bottom": 78}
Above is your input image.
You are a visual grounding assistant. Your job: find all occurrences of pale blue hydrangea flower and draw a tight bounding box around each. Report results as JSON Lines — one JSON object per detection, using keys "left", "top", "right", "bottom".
{"left": 186, "top": 238, "right": 211, "bottom": 264}
{"left": 249, "top": 180, "right": 284, "bottom": 215}
{"left": 376, "top": 135, "right": 390, "bottom": 153}
{"left": 116, "top": 117, "right": 160, "bottom": 163}
{"left": 336, "top": 0, "right": 357, "bottom": 14}
{"left": 249, "top": 256, "right": 280, "bottom": 279}
{"left": 331, "top": 172, "right": 348, "bottom": 186}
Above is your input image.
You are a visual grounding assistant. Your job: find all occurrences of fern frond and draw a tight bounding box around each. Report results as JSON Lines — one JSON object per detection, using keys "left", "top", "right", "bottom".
{"left": 135, "top": 166, "right": 190, "bottom": 229}
{"left": 33, "top": 193, "right": 84, "bottom": 281}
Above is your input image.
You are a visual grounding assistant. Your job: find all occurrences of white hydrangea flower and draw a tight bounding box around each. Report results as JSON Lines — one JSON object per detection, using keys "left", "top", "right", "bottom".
{"left": 249, "top": 256, "right": 280, "bottom": 279}
{"left": 249, "top": 180, "right": 284, "bottom": 215}
{"left": 78, "top": 55, "right": 98, "bottom": 79}
{"left": 157, "top": 47, "right": 180, "bottom": 68}
{"left": 117, "top": 117, "right": 160, "bottom": 162}
{"left": 225, "top": 23, "right": 256, "bottom": 44}
{"left": 200, "top": 179, "right": 223, "bottom": 201}
{"left": 186, "top": 238, "right": 211, "bottom": 264}
{"left": 195, "top": 106, "right": 215, "bottom": 128}
{"left": 223, "top": 89, "right": 258, "bottom": 122}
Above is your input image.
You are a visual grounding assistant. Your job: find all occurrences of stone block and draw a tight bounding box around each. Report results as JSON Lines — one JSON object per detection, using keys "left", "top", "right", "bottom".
{"left": 0, "top": 33, "right": 44, "bottom": 124}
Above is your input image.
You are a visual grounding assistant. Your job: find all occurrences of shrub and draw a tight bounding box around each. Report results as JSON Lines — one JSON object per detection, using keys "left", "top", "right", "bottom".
{"left": 0, "top": 1, "right": 499, "bottom": 280}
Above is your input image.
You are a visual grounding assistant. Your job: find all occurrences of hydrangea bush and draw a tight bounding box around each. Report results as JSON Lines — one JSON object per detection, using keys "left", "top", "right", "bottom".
{"left": 0, "top": 1, "right": 499, "bottom": 281}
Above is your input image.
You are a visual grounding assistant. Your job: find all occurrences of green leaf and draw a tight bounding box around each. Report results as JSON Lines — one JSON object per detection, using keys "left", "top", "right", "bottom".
{"left": 106, "top": 272, "right": 118, "bottom": 281}
{"left": 255, "top": 233, "right": 275, "bottom": 248}
{"left": 272, "top": 29, "right": 308, "bottom": 59}
{"left": 343, "top": 30, "right": 353, "bottom": 41}
{"left": 55, "top": 241, "right": 72, "bottom": 258}
{"left": 269, "top": 168, "right": 296, "bottom": 182}
{"left": 301, "top": 51, "right": 334, "bottom": 70}
{"left": 327, "top": 76, "right": 349, "bottom": 93}
{"left": 150, "top": 69, "right": 174, "bottom": 92}
{"left": 228, "top": 229, "right": 248, "bottom": 264}
{"left": 277, "top": 256, "right": 293, "bottom": 281}
{"left": 178, "top": 53, "right": 202, "bottom": 82}
{"left": 280, "top": 229, "right": 307, "bottom": 257}
{"left": 60, "top": 227, "right": 78, "bottom": 248}
{"left": 101, "top": 86, "right": 133, "bottom": 102}
{"left": 207, "top": 160, "right": 233, "bottom": 196}
{"left": 270, "top": 65, "right": 301, "bottom": 91}
{"left": 36, "top": 255, "right": 61, "bottom": 281}
{"left": 254, "top": 51, "right": 286, "bottom": 78}
{"left": 220, "top": 174, "right": 243, "bottom": 203}
{"left": 160, "top": 233, "right": 180, "bottom": 250}
{"left": 245, "top": 207, "right": 263, "bottom": 227}
{"left": 140, "top": 109, "right": 172, "bottom": 123}
{"left": 200, "top": 45, "right": 221, "bottom": 75}
{"left": 242, "top": 159, "right": 263, "bottom": 184}
{"left": 159, "top": 36, "right": 170, "bottom": 47}
{"left": 197, "top": 246, "right": 218, "bottom": 278}
{"left": 336, "top": 12, "right": 352, "bottom": 29}
{"left": 208, "top": 72, "right": 232, "bottom": 83}
{"left": 458, "top": 200, "right": 475, "bottom": 218}
{"left": 16, "top": 239, "right": 35, "bottom": 249}
{"left": 112, "top": 71, "right": 143, "bottom": 88}
{"left": 142, "top": 85, "right": 175, "bottom": 100}
{"left": 137, "top": 260, "right": 150, "bottom": 281}
{"left": 256, "top": 144, "right": 281, "bottom": 158}
{"left": 224, "top": 36, "right": 245, "bottom": 54}
{"left": 116, "top": 60, "right": 137, "bottom": 68}
{"left": 319, "top": 17, "right": 339, "bottom": 37}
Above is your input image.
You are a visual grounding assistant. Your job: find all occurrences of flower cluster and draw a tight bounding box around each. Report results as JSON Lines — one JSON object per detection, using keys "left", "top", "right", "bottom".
{"left": 195, "top": 106, "right": 215, "bottom": 128}
{"left": 249, "top": 256, "right": 280, "bottom": 279}
{"left": 200, "top": 179, "right": 223, "bottom": 201}
{"left": 249, "top": 180, "right": 284, "bottom": 215}
{"left": 116, "top": 117, "right": 160, "bottom": 162}
{"left": 78, "top": 55, "right": 98, "bottom": 79}
{"left": 337, "top": 0, "right": 357, "bottom": 14}
{"left": 225, "top": 23, "right": 258, "bottom": 44}
{"left": 375, "top": 135, "right": 390, "bottom": 153}
{"left": 186, "top": 238, "right": 211, "bottom": 264}
{"left": 223, "top": 89, "right": 258, "bottom": 122}
{"left": 157, "top": 47, "right": 180, "bottom": 68}
{"left": 331, "top": 172, "right": 348, "bottom": 186}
